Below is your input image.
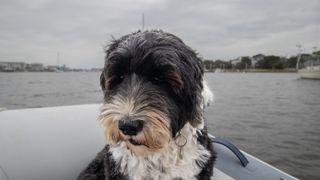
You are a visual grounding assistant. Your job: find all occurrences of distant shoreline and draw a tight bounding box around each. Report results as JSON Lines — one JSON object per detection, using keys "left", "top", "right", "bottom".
{"left": 205, "top": 69, "right": 297, "bottom": 73}
{"left": 0, "top": 70, "right": 102, "bottom": 73}
{"left": 0, "top": 70, "right": 297, "bottom": 73}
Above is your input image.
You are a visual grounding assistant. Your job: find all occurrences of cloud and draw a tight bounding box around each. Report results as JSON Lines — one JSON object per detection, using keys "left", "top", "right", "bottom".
{"left": 0, "top": 0, "right": 319, "bottom": 68}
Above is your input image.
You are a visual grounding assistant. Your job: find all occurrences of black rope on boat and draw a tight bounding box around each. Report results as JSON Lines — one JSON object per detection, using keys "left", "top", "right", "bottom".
{"left": 211, "top": 137, "right": 249, "bottom": 167}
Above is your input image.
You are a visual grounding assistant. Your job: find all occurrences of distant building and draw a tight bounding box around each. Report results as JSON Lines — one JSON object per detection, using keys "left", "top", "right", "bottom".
{"left": 230, "top": 57, "right": 243, "bottom": 66}
{"left": 26, "top": 63, "right": 44, "bottom": 72}
{"left": 0, "top": 62, "right": 26, "bottom": 72}
{"left": 45, "top": 65, "right": 60, "bottom": 72}
{"left": 250, "top": 54, "right": 265, "bottom": 68}
{"left": 60, "top": 64, "right": 72, "bottom": 72}
{"left": 300, "top": 53, "right": 320, "bottom": 68}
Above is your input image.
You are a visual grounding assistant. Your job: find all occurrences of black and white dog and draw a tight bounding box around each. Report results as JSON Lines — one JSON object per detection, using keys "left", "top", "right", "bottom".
{"left": 78, "top": 30, "right": 216, "bottom": 180}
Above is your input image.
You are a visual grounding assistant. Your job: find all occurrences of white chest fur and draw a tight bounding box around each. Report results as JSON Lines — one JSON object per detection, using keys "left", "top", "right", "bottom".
{"left": 109, "top": 123, "right": 211, "bottom": 180}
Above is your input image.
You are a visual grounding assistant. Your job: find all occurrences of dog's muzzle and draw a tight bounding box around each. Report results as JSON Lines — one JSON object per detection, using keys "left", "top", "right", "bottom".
{"left": 118, "top": 119, "right": 144, "bottom": 136}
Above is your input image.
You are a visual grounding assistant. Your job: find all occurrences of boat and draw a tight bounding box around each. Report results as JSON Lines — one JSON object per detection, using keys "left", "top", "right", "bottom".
{"left": 296, "top": 53, "right": 320, "bottom": 79}
{"left": 0, "top": 104, "right": 298, "bottom": 180}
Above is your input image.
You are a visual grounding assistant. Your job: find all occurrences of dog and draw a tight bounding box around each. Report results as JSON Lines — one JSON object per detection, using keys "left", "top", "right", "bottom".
{"left": 78, "top": 30, "right": 216, "bottom": 180}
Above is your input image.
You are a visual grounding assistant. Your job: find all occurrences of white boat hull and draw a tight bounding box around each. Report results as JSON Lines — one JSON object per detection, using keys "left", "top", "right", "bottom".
{"left": 298, "top": 64, "right": 320, "bottom": 79}
{"left": 0, "top": 104, "right": 297, "bottom": 180}
{"left": 298, "top": 69, "right": 320, "bottom": 79}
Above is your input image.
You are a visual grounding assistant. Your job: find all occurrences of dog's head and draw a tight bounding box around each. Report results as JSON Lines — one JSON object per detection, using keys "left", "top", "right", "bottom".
{"left": 100, "top": 30, "right": 208, "bottom": 156}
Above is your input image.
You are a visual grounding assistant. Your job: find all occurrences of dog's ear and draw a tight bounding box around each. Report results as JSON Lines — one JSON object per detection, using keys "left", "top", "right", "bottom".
{"left": 170, "top": 53, "right": 204, "bottom": 136}
{"left": 100, "top": 72, "right": 106, "bottom": 90}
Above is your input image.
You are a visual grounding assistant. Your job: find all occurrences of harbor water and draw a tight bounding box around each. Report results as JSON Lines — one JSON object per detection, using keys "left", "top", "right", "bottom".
{"left": 0, "top": 72, "right": 319, "bottom": 179}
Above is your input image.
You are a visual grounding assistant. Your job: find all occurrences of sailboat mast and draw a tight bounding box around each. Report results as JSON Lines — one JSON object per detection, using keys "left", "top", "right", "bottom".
{"left": 57, "top": 51, "right": 60, "bottom": 68}
{"left": 142, "top": 13, "right": 145, "bottom": 31}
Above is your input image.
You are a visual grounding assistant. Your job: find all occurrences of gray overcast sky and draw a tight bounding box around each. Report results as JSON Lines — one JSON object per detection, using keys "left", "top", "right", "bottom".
{"left": 0, "top": 0, "right": 319, "bottom": 68}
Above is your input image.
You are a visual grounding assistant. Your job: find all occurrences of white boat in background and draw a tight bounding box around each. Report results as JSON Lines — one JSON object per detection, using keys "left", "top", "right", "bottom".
{"left": 0, "top": 104, "right": 298, "bottom": 180}
{"left": 297, "top": 53, "right": 320, "bottom": 79}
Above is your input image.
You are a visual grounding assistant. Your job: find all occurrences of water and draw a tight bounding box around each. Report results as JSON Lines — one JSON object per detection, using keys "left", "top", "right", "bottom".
{"left": 0, "top": 72, "right": 319, "bottom": 179}
{"left": 0, "top": 72, "right": 103, "bottom": 109}
{"left": 204, "top": 73, "right": 320, "bottom": 180}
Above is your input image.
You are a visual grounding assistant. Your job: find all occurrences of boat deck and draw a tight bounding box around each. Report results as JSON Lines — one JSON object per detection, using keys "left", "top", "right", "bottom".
{"left": 0, "top": 104, "right": 297, "bottom": 180}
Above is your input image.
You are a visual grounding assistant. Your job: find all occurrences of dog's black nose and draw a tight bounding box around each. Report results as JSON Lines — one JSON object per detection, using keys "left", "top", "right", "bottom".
{"left": 118, "top": 119, "right": 144, "bottom": 136}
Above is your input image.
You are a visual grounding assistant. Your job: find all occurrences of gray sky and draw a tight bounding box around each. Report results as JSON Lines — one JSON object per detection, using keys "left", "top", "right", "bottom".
{"left": 0, "top": 0, "right": 319, "bottom": 68}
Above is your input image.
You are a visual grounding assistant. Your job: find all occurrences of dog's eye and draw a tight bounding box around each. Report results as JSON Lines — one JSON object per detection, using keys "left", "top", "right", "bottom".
{"left": 152, "top": 76, "right": 163, "bottom": 84}
{"left": 153, "top": 77, "right": 160, "bottom": 82}
{"left": 108, "top": 74, "right": 124, "bottom": 89}
{"left": 115, "top": 75, "right": 124, "bottom": 83}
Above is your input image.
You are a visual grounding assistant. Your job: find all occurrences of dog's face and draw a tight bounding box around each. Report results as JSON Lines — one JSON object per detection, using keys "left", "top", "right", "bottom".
{"left": 100, "top": 30, "right": 204, "bottom": 156}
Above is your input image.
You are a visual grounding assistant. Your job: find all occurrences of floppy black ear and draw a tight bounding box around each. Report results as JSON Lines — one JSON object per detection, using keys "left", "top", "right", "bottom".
{"left": 178, "top": 50, "right": 204, "bottom": 127}
{"left": 100, "top": 72, "right": 106, "bottom": 90}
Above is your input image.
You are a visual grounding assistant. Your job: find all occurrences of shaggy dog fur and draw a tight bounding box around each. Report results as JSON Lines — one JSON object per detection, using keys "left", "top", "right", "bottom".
{"left": 78, "top": 30, "right": 216, "bottom": 180}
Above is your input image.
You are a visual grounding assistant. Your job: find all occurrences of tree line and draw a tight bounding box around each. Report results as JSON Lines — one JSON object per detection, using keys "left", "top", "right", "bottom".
{"left": 203, "top": 50, "right": 320, "bottom": 71}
